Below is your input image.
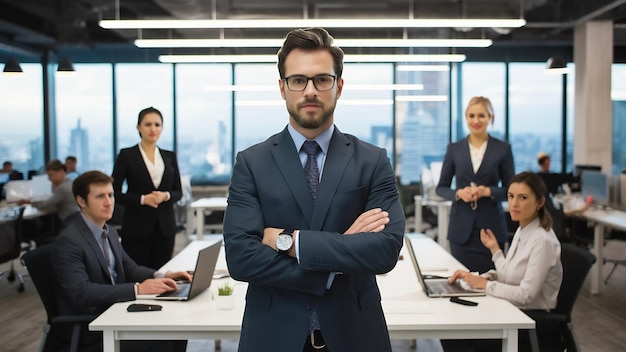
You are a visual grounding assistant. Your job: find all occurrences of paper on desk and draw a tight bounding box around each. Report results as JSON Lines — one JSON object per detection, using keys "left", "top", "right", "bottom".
{"left": 382, "top": 301, "right": 433, "bottom": 314}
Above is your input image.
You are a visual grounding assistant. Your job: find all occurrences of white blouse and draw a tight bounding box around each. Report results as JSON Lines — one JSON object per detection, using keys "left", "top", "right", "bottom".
{"left": 485, "top": 218, "right": 563, "bottom": 310}
{"left": 468, "top": 139, "right": 487, "bottom": 174}
{"left": 138, "top": 144, "right": 165, "bottom": 188}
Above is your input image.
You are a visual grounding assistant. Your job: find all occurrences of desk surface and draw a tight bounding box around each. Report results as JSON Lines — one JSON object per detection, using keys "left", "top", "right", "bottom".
{"left": 90, "top": 234, "right": 534, "bottom": 352}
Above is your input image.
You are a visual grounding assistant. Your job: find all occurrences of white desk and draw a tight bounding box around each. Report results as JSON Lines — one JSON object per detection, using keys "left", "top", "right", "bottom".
{"left": 189, "top": 197, "right": 228, "bottom": 240}
{"left": 579, "top": 207, "right": 626, "bottom": 294}
{"left": 90, "top": 234, "right": 534, "bottom": 352}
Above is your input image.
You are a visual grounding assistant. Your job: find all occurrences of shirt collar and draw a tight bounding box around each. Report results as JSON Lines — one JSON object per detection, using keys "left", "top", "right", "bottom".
{"left": 287, "top": 124, "right": 334, "bottom": 154}
{"left": 80, "top": 212, "right": 110, "bottom": 237}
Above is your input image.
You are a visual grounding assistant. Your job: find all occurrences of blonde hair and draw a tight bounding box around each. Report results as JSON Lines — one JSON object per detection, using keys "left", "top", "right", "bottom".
{"left": 465, "top": 96, "right": 495, "bottom": 124}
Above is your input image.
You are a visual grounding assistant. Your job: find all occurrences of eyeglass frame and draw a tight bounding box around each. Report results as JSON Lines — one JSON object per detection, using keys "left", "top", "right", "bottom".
{"left": 282, "top": 74, "right": 338, "bottom": 92}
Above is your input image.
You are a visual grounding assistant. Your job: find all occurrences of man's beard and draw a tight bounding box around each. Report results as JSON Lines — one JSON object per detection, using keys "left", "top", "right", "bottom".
{"left": 288, "top": 99, "right": 336, "bottom": 129}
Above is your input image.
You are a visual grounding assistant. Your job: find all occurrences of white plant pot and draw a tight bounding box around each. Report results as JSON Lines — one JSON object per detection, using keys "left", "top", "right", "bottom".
{"left": 215, "top": 295, "right": 234, "bottom": 310}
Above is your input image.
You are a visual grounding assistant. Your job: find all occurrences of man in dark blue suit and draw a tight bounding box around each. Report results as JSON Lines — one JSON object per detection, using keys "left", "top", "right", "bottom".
{"left": 52, "top": 171, "right": 190, "bottom": 351}
{"left": 223, "top": 28, "right": 405, "bottom": 352}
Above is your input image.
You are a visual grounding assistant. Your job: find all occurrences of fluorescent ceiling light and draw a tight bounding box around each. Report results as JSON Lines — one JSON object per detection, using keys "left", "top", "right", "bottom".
{"left": 203, "top": 84, "right": 424, "bottom": 91}
{"left": 159, "top": 54, "right": 466, "bottom": 63}
{"left": 396, "top": 65, "right": 450, "bottom": 71}
{"left": 101, "top": 18, "right": 526, "bottom": 30}
{"left": 136, "top": 38, "right": 492, "bottom": 48}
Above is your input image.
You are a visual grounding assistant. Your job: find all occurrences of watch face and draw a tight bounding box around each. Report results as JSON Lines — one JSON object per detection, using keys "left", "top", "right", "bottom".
{"left": 276, "top": 234, "right": 293, "bottom": 251}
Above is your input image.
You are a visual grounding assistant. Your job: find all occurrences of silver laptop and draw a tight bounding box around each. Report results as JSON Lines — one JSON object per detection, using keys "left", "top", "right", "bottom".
{"left": 404, "top": 236, "right": 485, "bottom": 298}
{"left": 137, "top": 240, "right": 222, "bottom": 301}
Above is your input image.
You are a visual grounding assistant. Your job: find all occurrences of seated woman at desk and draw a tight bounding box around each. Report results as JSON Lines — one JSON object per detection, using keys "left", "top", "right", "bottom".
{"left": 444, "top": 171, "right": 563, "bottom": 352}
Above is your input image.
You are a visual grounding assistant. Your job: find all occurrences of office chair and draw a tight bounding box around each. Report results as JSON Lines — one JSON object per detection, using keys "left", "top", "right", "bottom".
{"left": 0, "top": 206, "right": 26, "bottom": 292}
{"left": 523, "top": 243, "right": 596, "bottom": 352}
{"left": 21, "top": 244, "right": 97, "bottom": 352}
{"left": 603, "top": 229, "right": 626, "bottom": 284}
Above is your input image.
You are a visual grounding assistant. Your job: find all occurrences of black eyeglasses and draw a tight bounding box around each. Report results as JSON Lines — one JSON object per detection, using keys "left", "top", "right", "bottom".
{"left": 283, "top": 74, "right": 337, "bottom": 91}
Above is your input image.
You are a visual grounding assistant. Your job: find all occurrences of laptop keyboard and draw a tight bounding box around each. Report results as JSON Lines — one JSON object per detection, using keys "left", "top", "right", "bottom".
{"left": 428, "top": 281, "right": 468, "bottom": 295}
{"left": 158, "top": 283, "right": 190, "bottom": 298}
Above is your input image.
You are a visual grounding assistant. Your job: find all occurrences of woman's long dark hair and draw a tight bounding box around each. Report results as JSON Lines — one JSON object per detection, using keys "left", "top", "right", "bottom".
{"left": 508, "top": 171, "right": 553, "bottom": 231}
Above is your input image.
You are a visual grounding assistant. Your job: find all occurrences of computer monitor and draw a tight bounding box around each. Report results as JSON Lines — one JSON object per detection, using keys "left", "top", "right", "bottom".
{"left": 0, "top": 172, "right": 9, "bottom": 184}
{"left": 580, "top": 171, "right": 609, "bottom": 207}
{"left": 574, "top": 164, "right": 602, "bottom": 176}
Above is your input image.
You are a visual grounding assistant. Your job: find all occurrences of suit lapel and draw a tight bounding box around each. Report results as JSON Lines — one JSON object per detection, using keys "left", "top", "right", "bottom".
{"left": 311, "top": 129, "right": 352, "bottom": 229}
{"left": 77, "top": 218, "right": 115, "bottom": 284}
{"left": 271, "top": 129, "right": 315, "bottom": 227}
{"left": 475, "top": 136, "right": 494, "bottom": 177}
{"left": 131, "top": 145, "right": 156, "bottom": 190}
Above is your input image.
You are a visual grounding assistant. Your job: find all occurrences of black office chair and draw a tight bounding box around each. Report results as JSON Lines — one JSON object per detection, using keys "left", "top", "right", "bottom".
{"left": 523, "top": 243, "right": 596, "bottom": 352}
{"left": 21, "top": 244, "right": 97, "bottom": 352}
{"left": 0, "top": 206, "right": 26, "bottom": 292}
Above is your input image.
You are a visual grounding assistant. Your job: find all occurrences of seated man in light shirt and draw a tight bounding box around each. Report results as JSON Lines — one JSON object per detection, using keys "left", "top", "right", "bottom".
{"left": 52, "top": 170, "right": 190, "bottom": 352}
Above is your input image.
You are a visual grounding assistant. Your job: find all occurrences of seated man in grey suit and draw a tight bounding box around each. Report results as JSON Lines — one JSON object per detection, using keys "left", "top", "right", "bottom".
{"left": 52, "top": 170, "right": 191, "bottom": 352}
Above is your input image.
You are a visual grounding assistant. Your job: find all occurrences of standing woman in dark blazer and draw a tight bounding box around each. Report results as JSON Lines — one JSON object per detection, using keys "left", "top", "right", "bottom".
{"left": 436, "top": 96, "right": 515, "bottom": 273}
{"left": 112, "top": 107, "right": 182, "bottom": 269}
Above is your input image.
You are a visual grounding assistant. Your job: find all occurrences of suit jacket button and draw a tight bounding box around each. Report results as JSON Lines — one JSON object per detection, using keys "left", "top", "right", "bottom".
{"left": 304, "top": 303, "right": 312, "bottom": 311}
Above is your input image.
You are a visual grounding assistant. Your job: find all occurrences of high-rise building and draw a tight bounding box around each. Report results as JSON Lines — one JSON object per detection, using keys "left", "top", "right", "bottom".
{"left": 68, "top": 118, "right": 89, "bottom": 170}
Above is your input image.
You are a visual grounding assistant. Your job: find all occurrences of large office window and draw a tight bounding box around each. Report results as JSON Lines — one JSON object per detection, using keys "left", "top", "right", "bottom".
{"left": 234, "top": 64, "right": 286, "bottom": 153}
{"left": 176, "top": 64, "right": 232, "bottom": 184}
{"left": 509, "top": 63, "right": 563, "bottom": 174}
{"left": 115, "top": 64, "right": 174, "bottom": 153}
{"left": 0, "top": 64, "right": 44, "bottom": 176}
{"left": 611, "top": 64, "right": 626, "bottom": 174}
{"left": 396, "top": 63, "right": 451, "bottom": 184}
{"left": 56, "top": 64, "right": 113, "bottom": 173}
{"left": 459, "top": 63, "right": 506, "bottom": 142}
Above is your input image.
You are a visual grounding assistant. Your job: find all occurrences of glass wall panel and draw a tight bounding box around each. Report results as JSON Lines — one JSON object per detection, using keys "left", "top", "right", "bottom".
{"left": 611, "top": 64, "right": 626, "bottom": 174}
{"left": 460, "top": 63, "right": 506, "bottom": 142}
{"left": 115, "top": 64, "right": 174, "bottom": 153}
{"left": 509, "top": 63, "right": 563, "bottom": 174}
{"left": 395, "top": 63, "right": 450, "bottom": 185}
{"left": 176, "top": 64, "right": 232, "bottom": 185}
{"left": 566, "top": 64, "right": 575, "bottom": 173}
{"left": 56, "top": 64, "right": 113, "bottom": 173}
{"left": 0, "top": 64, "right": 44, "bottom": 178}
{"left": 234, "top": 64, "right": 285, "bottom": 152}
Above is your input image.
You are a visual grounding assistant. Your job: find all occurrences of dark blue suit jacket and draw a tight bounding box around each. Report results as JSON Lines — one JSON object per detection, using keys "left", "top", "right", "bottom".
{"left": 223, "top": 126, "right": 405, "bottom": 352}
{"left": 52, "top": 215, "right": 155, "bottom": 316}
{"left": 111, "top": 145, "right": 182, "bottom": 239}
{"left": 436, "top": 135, "right": 515, "bottom": 244}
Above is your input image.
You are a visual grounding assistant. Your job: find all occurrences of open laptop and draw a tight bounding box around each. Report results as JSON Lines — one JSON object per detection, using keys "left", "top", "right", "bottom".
{"left": 137, "top": 240, "right": 222, "bottom": 301}
{"left": 404, "top": 236, "right": 485, "bottom": 298}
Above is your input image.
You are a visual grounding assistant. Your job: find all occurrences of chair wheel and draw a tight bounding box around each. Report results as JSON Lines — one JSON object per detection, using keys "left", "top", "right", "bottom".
{"left": 17, "top": 283, "right": 24, "bottom": 292}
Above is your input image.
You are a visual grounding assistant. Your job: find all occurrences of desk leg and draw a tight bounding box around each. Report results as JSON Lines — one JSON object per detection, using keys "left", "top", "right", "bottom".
{"left": 101, "top": 331, "right": 120, "bottom": 352}
{"left": 195, "top": 208, "right": 205, "bottom": 241}
{"left": 437, "top": 204, "right": 450, "bottom": 251}
{"left": 414, "top": 195, "right": 423, "bottom": 233}
{"left": 501, "top": 329, "right": 518, "bottom": 352}
{"left": 591, "top": 223, "right": 605, "bottom": 295}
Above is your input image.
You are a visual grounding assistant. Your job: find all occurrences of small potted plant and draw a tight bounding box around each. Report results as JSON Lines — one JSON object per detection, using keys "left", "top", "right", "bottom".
{"left": 215, "top": 282, "right": 234, "bottom": 309}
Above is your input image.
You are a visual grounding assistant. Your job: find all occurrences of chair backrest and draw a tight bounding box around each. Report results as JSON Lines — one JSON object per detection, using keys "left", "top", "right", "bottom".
{"left": 0, "top": 206, "right": 25, "bottom": 263}
{"left": 21, "top": 244, "right": 58, "bottom": 323}
{"left": 555, "top": 243, "right": 596, "bottom": 319}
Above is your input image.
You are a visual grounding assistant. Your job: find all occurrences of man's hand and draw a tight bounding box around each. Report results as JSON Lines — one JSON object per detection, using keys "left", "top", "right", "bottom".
{"left": 344, "top": 208, "right": 389, "bottom": 235}
{"left": 479, "top": 228, "right": 500, "bottom": 254}
{"left": 165, "top": 270, "right": 193, "bottom": 282}
{"left": 136, "top": 278, "right": 178, "bottom": 295}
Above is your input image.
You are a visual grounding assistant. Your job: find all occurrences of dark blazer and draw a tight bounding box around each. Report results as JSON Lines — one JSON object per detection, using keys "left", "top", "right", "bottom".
{"left": 111, "top": 145, "right": 182, "bottom": 239}
{"left": 223, "top": 127, "right": 405, "bottom": 352}
{"left": 52, "top": 215, "right": 155, "bottom": 317}
{"left": 436, "top": 135, "right": 515, "bottom": 244}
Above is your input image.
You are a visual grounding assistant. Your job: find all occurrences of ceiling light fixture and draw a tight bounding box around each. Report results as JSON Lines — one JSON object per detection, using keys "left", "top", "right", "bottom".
{"left": 3, "top": 57, "right": 23, "bottom": 74}
{"left": 57, "top": 57, "right": 76, "bottom": 73}
{"left": 545, "top": 56, "right": 569, "bottom": 74}
{"left": 101, "top": 18, "right": 525, "bottom": 30}
{"left": 135, "top": 38, "right": 492, "bottom": 49}
{"left": 158, "top": 54, "right": 466, "bottom": 63}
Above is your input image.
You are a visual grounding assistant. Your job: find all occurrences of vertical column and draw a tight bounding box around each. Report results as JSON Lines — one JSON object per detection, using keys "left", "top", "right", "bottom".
{"left": 574, "top": 21, "right": 613, "bottom": 172}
